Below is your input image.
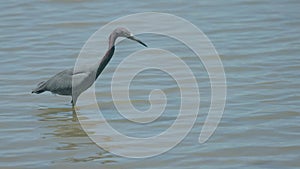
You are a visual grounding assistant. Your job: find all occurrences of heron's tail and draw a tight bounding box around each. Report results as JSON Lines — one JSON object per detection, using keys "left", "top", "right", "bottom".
{"left": 32, "top": 81, "right": 46, "bottom": 94}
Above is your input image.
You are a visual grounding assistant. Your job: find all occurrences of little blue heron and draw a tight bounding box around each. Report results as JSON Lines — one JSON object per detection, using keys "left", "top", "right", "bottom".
{"left": 32, "top": 27, "right": 147, "bottom": 106}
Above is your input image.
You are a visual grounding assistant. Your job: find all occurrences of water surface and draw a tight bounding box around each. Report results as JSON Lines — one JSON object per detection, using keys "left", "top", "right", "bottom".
{"left": 1, "top": 0, "right": 300, "bottom": 168}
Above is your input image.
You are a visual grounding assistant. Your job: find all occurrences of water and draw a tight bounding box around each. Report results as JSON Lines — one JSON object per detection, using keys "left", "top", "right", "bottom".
{"left": 1, "top": 0, "right": 300, "bottom": 168}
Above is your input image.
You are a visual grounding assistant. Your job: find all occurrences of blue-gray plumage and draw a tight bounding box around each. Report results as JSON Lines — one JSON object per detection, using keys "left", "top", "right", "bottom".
{"left": 32, "top": 27, "right": 147, "bottom": 106}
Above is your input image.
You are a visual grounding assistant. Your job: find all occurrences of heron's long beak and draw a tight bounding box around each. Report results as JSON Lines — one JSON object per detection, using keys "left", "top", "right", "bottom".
{"left": 128, "top": 36, "right": 147, "bottom": 47}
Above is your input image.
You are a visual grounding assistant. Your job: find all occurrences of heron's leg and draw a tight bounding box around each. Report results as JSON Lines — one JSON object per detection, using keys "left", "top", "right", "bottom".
{"left": 71, "top": 108, "right": 78, "bottom": 121}
{"left": 71, "top": 96, "right": 78, "bottom": 107}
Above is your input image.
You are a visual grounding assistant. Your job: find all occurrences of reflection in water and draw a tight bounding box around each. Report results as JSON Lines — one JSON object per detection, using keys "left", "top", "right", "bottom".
{"left": 1, "top": 0, "right": 300, "bottom": 168}
{"left": 65, "top": 153, "right": 117, "bottom": 164}
{"left": 38, "top": 107, "right": 78, "bottom": 122}
{"left": 36, "top": 106, "right": 118, "bottom": 164}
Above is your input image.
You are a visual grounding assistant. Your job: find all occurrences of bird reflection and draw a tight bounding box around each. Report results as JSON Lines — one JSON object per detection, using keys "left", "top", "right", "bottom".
{"left": 36, "top": 106, "right": 116, "bottom": 163}
{"left": 38, "top": 106, "right": 78, "bottom": 122}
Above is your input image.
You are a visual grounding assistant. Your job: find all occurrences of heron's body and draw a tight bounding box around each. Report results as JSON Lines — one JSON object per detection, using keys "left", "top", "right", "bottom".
{"left": 32, "top": 28, "right": 146, "bottom": 106}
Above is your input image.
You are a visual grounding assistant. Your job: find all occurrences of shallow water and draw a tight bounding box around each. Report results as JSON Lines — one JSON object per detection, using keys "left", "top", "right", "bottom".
{"left": 1, "top": 0, "right": 300, "bottom": 168}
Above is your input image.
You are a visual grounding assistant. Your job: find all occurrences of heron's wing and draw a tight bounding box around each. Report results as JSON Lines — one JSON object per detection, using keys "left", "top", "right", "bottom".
{"left": 45, "top": 68, "right": 91, "bottom": 95}
{"left": 45, "top": 69, "right": 72, "bottom": 94}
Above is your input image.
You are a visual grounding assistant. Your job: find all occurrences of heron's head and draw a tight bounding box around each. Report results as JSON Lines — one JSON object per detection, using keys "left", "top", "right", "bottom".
{"left": 114, "top": 27, "right": 147, "bottom": 47}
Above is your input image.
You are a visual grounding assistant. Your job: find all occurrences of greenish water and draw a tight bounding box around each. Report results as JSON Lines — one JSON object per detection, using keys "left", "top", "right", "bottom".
{"left": 1, "top": 0, "right": 300, "bottom": 168}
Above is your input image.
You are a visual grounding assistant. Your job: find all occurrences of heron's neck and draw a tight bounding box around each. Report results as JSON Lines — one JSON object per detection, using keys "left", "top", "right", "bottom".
{"left": 108, "top": 33, "right": 117, "bottom": 48}
{"left": 95, "top": 35, "right": 117, "bottom": 79}
{"left": 96, "top": 46, "right": 115, "bottom": 79}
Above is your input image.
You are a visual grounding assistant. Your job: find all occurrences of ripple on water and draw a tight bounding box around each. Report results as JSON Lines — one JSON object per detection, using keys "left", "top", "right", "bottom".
{"left": 1, "top": 0, "right": 300, "bottom": 168}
